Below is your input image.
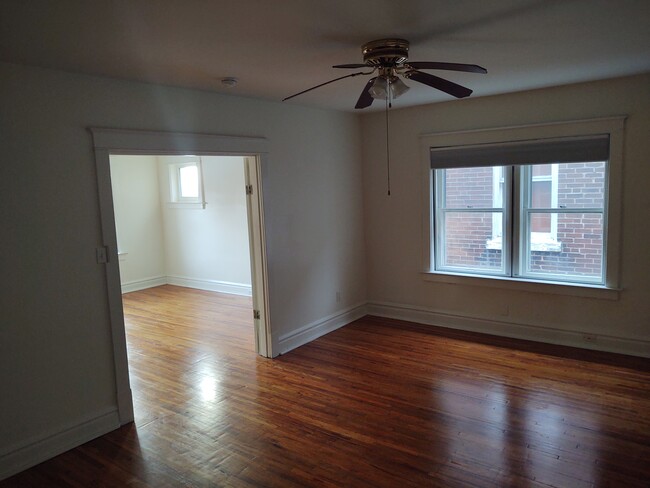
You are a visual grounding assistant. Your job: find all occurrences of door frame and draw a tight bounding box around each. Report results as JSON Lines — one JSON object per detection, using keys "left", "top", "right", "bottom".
{"left": 90, "top": 128, "right": 272, "bottom": 425}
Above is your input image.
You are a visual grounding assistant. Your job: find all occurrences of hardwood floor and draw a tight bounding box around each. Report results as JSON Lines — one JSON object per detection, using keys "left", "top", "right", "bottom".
{"left": 2, "top": 285, "right": 650, "bottom": 487}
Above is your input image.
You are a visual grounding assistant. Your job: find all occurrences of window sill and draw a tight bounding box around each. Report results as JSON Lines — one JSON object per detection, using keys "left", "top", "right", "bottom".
{"left": 422, "top": 271, "right": 620, "bottom": 300}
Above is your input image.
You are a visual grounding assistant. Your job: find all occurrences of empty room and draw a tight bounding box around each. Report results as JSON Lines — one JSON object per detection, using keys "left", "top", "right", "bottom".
{"left": 1, "top": 1, "right": 649, "bottom": 487}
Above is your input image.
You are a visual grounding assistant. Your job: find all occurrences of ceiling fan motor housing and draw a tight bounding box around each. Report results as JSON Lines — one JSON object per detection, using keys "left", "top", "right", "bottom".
{"left": 362, "top": 38, "right": 410, "bottom": 67}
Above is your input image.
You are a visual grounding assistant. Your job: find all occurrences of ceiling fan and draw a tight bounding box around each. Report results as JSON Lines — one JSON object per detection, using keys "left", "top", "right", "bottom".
{"left": 283, "top": 38, "right": 487, "bottom": 108}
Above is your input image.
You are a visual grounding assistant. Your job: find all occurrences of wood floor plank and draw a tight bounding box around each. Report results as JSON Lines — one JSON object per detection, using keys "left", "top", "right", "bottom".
{"left": 2, "top": 285, "right": 649, "bottom": 487}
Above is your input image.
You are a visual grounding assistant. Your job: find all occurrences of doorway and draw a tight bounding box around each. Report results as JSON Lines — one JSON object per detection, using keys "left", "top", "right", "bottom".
{"left": 92, "top": 128, "right": 272, "bottom": 425}
{"left": 109, "top": 154, "right": 254, "bottom": 299}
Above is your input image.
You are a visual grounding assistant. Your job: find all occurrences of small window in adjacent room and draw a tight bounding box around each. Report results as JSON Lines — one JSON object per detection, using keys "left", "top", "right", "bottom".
{"left": 422, "top": 117, "right": 625, "bottom": 293}
{"left": 168, "top": 158, "right": 205, "bottom": 208}
{"left": 179, "top": 164, "right": 199, "bottom": 199}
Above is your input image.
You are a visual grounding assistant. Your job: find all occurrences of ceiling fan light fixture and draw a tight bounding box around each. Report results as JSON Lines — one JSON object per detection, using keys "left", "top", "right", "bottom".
{"left": 369, "top": 77, "right": 388, "bottom": 99}
{"left": 369, "top": 76, "right": 410, "bottom": 100}
{"left": 390, "top": 77, "right": 410, "bottom": 99}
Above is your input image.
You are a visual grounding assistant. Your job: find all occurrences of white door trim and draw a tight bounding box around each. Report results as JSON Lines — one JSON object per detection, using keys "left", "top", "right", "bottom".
{"left": 90, "top": 128, "right": 273, "bottom": 425}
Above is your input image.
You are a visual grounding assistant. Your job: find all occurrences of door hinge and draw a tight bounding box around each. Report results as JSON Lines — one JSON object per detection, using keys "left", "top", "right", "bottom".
{"left": 253, "top": 310, "right": 261, "bottom": 320}
{"left": 96, "top": 245, "right": 109, "bottom": 264}
{"left": 245, "top": 184, "right": 253, "bottom": 195}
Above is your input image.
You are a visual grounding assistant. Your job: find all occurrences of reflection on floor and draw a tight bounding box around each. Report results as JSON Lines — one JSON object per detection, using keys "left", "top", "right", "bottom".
{"left": 3, "top": 284, "right": 650, "bottom": 487}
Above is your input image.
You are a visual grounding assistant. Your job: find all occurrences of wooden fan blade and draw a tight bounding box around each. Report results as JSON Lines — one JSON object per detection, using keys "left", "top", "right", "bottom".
{"left": 407, "top": 62, "right": 487, "bottom": 74}
{"left": 355, "top": 77, "right": 376, "bottom": 109}
{"left": 283, "top": 72, "right": 367, "bottom": 101}
{"left": 333, "top": 64, "right": 368, "bottom": 69}
{"left": 405, "top": 70, "right": 472, "bottom": 98}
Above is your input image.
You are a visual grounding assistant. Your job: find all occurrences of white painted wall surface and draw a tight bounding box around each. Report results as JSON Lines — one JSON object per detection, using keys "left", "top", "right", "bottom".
{"left": 361, "top": 73, "right": 650, "bottom": 356}
{"left": 0, "top": 62, "right": 366, "bottom": 478}
{"left": 159, "top": 155, "right": 252, "bottom": 289}
{"left": 109, "top": 155, "right": 165, "bottom": 288}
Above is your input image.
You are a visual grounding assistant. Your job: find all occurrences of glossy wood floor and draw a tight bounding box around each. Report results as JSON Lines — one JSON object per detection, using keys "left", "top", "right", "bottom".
{"left": 3, "top": 285, "right": 650, "bottom": 487}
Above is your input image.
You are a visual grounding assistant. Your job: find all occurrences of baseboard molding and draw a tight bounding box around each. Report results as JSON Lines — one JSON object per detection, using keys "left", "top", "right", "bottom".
{"left": 167, "top": 276, "right": 252, "bottom": 296}
{"left": 0, "top": 408, "right": 120, "bottom": 481}
{"left": 121, "top": 276, "right": 167, "bottom": 294}
{"left": 277, "top": 303, "right": 368, "bottom": 355}
{"left": 120, "top": 276, "right": 252, "bottom": 296}
{"left": 368, "top": 301, "right": 650, "bottom": 358}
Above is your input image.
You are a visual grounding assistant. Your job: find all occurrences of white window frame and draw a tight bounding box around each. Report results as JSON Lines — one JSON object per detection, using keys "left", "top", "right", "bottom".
{"left": 167, "top": 157, "right": 206, "bottom": 209}
{"left": 420, "top": 117, "right": 625, "bottom": 299}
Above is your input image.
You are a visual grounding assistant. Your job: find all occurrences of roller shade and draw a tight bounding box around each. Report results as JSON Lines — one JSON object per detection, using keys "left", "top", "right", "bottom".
{"left": 430, "top": 135, "right": 609, "bottom": 169}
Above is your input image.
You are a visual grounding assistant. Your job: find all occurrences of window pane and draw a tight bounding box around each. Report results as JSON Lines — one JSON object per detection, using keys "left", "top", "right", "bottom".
{"left": 532, "top": 164, "right": 552, "bottom": 177}
{"left": 531, "top": 180, "right": 552, "bottom": 208}
{"left": 441, "top": 212, "right": 504, "bottom": 272}
{"left": 557, "top": 161, "right": 605, "bottom": 209}
{"left": 179, "top": 165, "right": 199, "bottom": 198}
{"left": 443, "top": 166, "right": 504, "bottom": 208}
{"left": 531, "top": 180, "right": 552, "bottom": 232}
{"left": 529, "top": 161, "right": 606, "bottom": 209}
{"left": 524, "top": 212, "right": 603, "bottom": 281}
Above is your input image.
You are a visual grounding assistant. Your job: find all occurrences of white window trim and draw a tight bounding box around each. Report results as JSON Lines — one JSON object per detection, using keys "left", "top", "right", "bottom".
{"left": 419, "top": 116, "right": 625, "bottom": 296}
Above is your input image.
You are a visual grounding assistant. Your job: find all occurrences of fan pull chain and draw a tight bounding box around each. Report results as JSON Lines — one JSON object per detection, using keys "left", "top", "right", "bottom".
{"left": 385, "top": 87, "right": 391, "bottom": 196}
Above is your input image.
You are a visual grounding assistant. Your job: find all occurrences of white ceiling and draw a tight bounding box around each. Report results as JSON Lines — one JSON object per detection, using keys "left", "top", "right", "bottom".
{"left": 1, "top": 0, "right": 649, "bottom": 112}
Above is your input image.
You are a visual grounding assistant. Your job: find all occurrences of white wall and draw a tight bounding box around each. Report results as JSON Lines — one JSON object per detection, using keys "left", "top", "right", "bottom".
{"left": 361, "top": 73, "right": 650, "bottom": 357}
{"left": 160, "top": 155, "right": 252, "bottom": 293}
{"left": 0, "top": 62, "right": 366, "bottom": 478}
{"left": 109, "top": 155, "right": 166, "bottom": 290}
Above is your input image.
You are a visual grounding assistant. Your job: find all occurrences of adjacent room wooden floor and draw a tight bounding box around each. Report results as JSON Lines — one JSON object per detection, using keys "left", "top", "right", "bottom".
{"left": 3, "top": 285, "right": 650, "bottom": 487}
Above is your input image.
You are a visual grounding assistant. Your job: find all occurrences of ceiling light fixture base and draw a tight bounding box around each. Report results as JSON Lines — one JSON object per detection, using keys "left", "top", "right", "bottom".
{"left": 221, "top": 77, "right": 238, "bottom": 88}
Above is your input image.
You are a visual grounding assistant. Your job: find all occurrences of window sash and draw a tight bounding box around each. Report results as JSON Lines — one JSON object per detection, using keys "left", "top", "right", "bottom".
{"left": 434, "top": 165, "right": 512, "bottom": 277}
{"left": 519, "top": 210, "right": 606, "bottom": 284}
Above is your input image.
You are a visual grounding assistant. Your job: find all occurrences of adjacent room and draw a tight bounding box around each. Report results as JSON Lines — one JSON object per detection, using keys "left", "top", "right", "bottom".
{"left": 1, "top": 1, "right": 649, "bottom": 487}
{"left": 109, "top": 154, "right": 253, "bottom": 299}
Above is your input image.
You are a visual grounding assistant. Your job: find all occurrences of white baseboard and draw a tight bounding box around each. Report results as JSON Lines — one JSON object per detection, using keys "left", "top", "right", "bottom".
{"left": 166, "top": 276, "right": 252, "bottom": 296}
{"left": 277, "top": 303, "right": 368, "bottom": 355}
{"left": 121, "top": 276, "right": 167, "bottom": 294}
{"left": 0, "top": 408, "right": 120, "bottom": 481}
{"left": 120, "top": 276, "right": 252, "bottom": 296}
{"left": 368, "top": 301, "right": 650, "bottom": 358}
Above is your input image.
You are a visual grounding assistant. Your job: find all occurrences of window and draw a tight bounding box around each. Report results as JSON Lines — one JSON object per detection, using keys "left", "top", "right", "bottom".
{"left": 178, "top": 164, "right": 199, "bottom": 199}
{"left": 168, "top": 158, "right": 206, "bottom": 208}
{"left": 421, "top": 118, "right": 624, "bottom": 292}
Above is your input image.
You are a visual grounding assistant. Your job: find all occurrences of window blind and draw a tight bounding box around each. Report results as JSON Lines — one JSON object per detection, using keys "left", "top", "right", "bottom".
{"left": 430, "top": 135, "right": 609, "bottom": 169}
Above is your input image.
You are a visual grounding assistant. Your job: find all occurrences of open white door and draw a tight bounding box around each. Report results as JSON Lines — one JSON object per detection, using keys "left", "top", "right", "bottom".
{"left": 244, "top": 156, "right": 272, "bottom": 357}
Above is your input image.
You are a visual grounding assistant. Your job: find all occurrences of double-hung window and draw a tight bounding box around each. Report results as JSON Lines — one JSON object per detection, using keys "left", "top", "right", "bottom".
{"left": 423, "top": 118, "right": 624, "bottom": 291}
